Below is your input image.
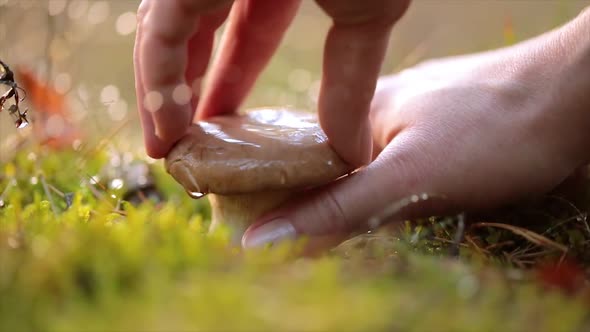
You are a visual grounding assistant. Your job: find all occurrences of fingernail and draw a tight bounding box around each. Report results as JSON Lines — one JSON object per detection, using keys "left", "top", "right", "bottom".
{"left": 242, "top": 219, "right": 297, "bottom": 249}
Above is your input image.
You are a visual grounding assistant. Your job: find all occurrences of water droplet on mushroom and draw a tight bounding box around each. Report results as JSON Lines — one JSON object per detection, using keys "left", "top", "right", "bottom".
{"left": 186, "top": 190, "right": 205, "bottom": 199}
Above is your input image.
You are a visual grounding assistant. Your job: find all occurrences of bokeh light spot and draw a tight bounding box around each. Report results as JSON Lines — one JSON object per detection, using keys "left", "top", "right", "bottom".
{"left": 67, "top": 0, "right": 89, "bottom": 20}
{"left": 69, "top": 96, "right": 89, "bottom": 122}
{"left": 108, "top": 100, "right": 129, "bottom": 122}
{"left": 54, "top": 73, "right": 72, "bottom": 94}
{"left": 116, "top": 12, "right": 137, "bottom": 36}
{"left": 100, "top": 85, "right": 120, "bottom": 104}
{"left": 46, "top": 114, "right": 66, "bottom": 138}
{"left": 76, "top": 84, "right": 89, "bottom": 102}
{"left": 87, "top": 1, "right": 110, "bottom": 25}
{"left": 172, "top": 84, "right": 192, "bottom": 105}
{"left": 144, "top": 91, "right": 163, "bottom": 113}
{"left": 110, "top": 178, "right": 124, "bottom": 190}
{"left": 49, "top": 37, "right": 71, "bottom": 62}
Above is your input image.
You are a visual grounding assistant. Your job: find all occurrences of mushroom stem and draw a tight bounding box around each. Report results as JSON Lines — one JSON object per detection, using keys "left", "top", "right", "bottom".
{"left": 208, "top": 190, "right": 293, "bottom": 244}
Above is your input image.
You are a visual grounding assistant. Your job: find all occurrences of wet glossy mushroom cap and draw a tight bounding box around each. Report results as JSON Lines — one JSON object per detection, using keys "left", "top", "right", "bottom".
{"left": 165, "top": 108, "right": 352, "bottom": 195}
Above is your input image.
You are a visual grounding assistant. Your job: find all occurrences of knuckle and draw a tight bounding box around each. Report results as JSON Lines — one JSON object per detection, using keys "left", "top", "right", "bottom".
{"left": 315, "top": 190, "right": 355, "bottom": 233}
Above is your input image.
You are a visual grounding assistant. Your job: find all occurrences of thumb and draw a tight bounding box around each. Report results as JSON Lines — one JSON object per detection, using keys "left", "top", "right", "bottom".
{"left": 241, "top": 132, "right": 451, "bottom": 252}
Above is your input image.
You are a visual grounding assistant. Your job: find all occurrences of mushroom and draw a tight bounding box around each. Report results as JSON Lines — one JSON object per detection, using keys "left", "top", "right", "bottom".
{"left": 165, "top": 108, "right": 352, "bottom": 244}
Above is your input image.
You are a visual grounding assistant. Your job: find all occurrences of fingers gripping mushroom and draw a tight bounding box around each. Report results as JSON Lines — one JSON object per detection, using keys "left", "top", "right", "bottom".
{"left": 165, "top": 108, "right": 352, "bottom": 244}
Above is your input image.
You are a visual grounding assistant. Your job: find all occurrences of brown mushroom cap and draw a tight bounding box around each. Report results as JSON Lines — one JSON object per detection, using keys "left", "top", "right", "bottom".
{"left": 165, "top": 108, "right": 352, "bottom": 195}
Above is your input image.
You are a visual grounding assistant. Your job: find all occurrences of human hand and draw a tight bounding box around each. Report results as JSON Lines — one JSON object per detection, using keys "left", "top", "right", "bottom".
{"left": 241, "top": 10, "right": 590, "bottom": 252}
{"left": 134, "top": 0, "right": 411, "bottom": 165}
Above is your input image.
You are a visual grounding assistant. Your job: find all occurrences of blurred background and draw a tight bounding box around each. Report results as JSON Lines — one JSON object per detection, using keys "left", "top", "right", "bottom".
{"left": 1, "top": 0, "right": 588, "bottom": 156}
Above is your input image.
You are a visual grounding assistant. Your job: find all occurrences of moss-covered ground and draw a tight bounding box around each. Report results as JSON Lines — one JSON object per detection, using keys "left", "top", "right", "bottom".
{"left": 1, "top": 143, "right": 589, "bottom": 332}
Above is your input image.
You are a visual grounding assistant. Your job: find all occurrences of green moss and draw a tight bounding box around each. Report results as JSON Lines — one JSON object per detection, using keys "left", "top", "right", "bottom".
{"left": 0, "top": 147, "right": 589, "bottom": 332}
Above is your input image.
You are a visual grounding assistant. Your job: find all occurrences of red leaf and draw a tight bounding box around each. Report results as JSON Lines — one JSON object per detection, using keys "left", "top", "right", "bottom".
{"left": 536, "top": 258, "right": 587, "bottom": 295}
{"left": 16, "top": 67, "right": 82, "bottom": 149}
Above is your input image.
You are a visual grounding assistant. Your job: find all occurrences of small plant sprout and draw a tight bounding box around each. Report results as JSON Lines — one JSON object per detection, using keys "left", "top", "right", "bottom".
{"left": 166, "top": 108, "right": 352, "bottom": 244}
